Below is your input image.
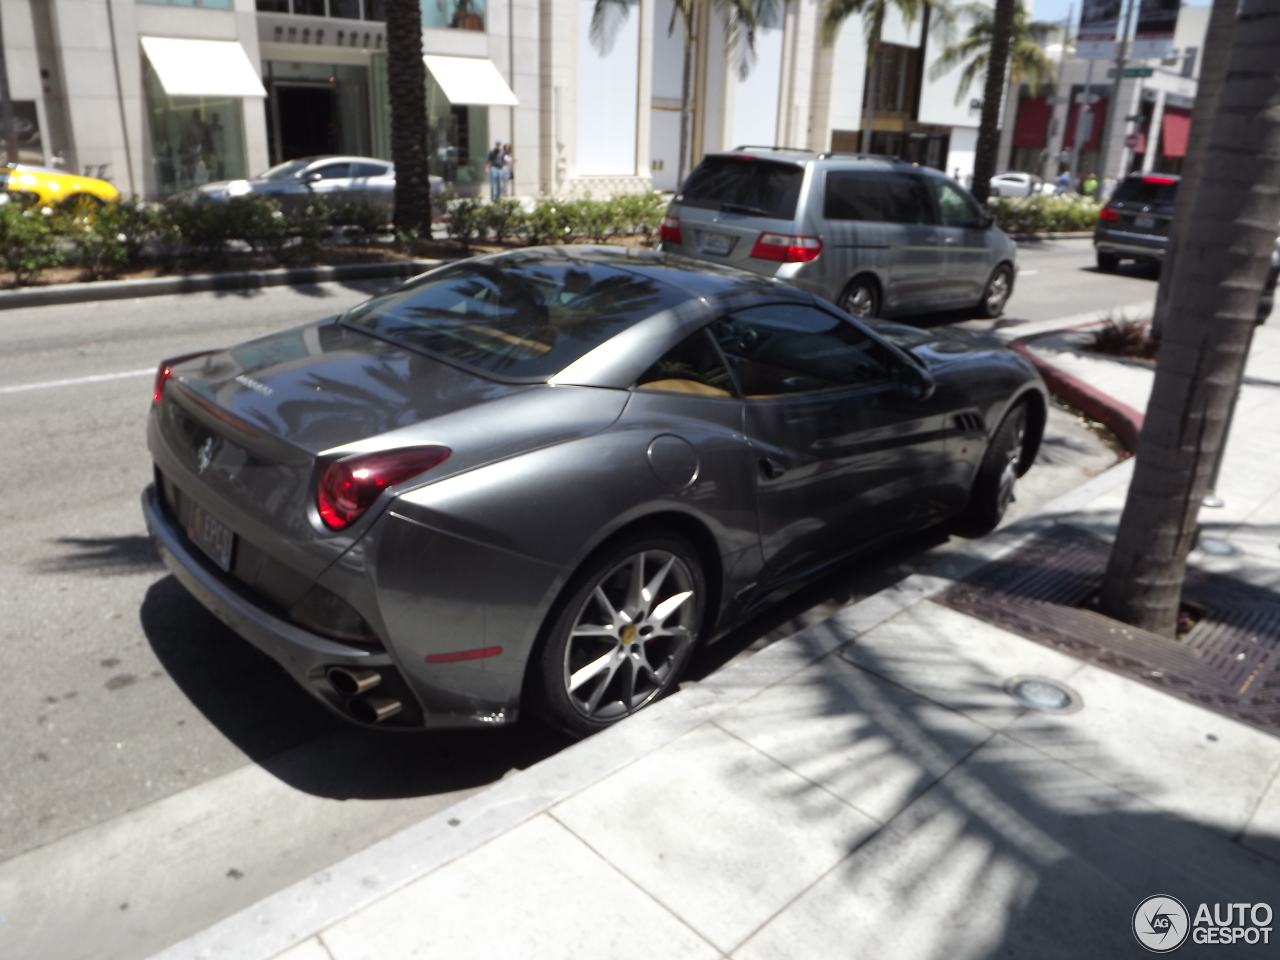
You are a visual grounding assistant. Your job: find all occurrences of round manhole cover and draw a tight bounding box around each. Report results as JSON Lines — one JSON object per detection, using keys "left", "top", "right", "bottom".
{"left": 1004, "top": 676, "right": 1082, "bottom": 714}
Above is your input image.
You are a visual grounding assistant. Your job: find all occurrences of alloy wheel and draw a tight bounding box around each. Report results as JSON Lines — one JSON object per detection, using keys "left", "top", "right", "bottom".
{"left": 985, "top": 268, "right": 1012, "bottom": 315}
{"left": 996, "top": 409, "right": 1027, "bottom": 513}
{"left": 842, "top": 283, "right": 877, "bottom": 318}
{"left": 562, "top": 550, "right": 697, "bottom": 721}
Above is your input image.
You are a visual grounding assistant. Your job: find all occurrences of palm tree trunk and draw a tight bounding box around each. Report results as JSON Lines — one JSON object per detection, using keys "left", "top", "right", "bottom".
{"left": 677, "top": 6, "right": 696, "bottom": 188}
{"left": 1099, "top": 0, "right": 1280, "bottom": 636}
{"left": 860, "top": 4, "right": 885, "bottom": 154}
{"left": 385, "top": 0, "right": 432, "bottom": 233}
{"left": 971, "top": 0, "right": 1016, "bottom": 203}
{"left": 1151, "top": 0, "right": 1238, "bottom": 338}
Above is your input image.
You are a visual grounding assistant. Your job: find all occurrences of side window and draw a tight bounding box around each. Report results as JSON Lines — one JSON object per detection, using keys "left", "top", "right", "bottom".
{"left": 823, "top": 171, "right": 935, "bottom": 225}
{"left": 313, "top": 163, "right": 352, "bottom": 180}
{"left": 711, "top": 304, "right": 896, "bottom": 398}
{"left": 352, "top": 162, "right": 389, "bottom": 178}
{"left": 936, "top": 181, "right": 983, "bottom": 228}
{"left": 636, "top": 329, "right": 736, "bottom": 398}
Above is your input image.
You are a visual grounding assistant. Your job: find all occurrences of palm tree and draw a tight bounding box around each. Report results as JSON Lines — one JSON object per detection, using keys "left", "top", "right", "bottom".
{"left": 926, "top": 0, "right": 1052, "bottom": 201}
{"left": 929, "top": 1, "right": 1057, "bottom": 102}
{"left": 385, "top": 0, "right": 432, "bottom": 233}
{"left": 821, "top": 0, "right": 936, "bottom": 155}
{"left": 590, "top": 0, "right": 780, "bottom": 188}
{"left": 1099, "top": 0, "right": 1279, "bottom": 636}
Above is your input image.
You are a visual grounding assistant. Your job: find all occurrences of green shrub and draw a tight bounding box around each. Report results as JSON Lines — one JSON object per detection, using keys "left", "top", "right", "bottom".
{"left": 446, "top": 196, "right": 486, "bottom": 245}
{"left": 0, "top": 202, "right": 63, "bottom": 284}
{"left": 164, "top": 198, "right": 237, "bottom": 265}
{"left": 282, "top": 200, "right": 331, "bottom": 264}
{"left": 987, "top": 194, "right": 1100, "bottom": 233}
{"left": 61, "top": 203, "right": 129, "bottom": 279}
{"left": 330, "top": 200, "right": 389, "bottom": 238}
{"left": 482, "top": 198, "right": 524, "bottom": 243}
{"left": 613, "top": 191, "right": 666, "bottom": 241}
{"left": 523, "top": 198, "right": 574, "bottom": 245}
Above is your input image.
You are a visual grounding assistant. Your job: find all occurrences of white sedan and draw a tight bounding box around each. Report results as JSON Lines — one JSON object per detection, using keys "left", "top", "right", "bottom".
{"left": 989, "top": 172, "right": 1045, "bottom": 198}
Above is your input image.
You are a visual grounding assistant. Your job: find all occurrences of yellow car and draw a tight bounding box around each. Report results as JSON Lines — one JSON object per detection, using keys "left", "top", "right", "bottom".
{"left": 1, "top": 164, "right": 121, "bottom": 207}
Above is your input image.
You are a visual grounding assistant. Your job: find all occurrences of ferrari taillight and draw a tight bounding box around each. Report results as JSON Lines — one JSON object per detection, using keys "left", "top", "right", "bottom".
{"left": 317, "top": 446, "right": 451, "bottom": 530}
{"left": 152, "top": 351, "right": 217, "bottom": 405}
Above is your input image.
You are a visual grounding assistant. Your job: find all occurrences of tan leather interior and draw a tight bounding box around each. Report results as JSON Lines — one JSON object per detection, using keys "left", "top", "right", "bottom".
{"left": 637, "top": 379, "right": 732, "bottom": 397}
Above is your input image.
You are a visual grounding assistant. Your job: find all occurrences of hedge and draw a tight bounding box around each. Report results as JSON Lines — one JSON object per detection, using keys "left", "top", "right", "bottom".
{"left": 987, "top": 194, "right": 1101, "bottom": 233}
{"left": 445, "top": 192, "right": 666, "bottom": 248}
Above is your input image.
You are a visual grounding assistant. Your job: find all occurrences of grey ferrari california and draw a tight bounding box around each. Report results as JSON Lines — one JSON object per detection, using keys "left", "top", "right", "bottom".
{"left": 143, "top": 247, "right": 1047, "bottom": 736}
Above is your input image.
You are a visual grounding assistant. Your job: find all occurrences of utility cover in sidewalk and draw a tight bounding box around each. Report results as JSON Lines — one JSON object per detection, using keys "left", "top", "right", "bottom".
{"left": 935, "top": 524, "right": 1280, "bottom": 736}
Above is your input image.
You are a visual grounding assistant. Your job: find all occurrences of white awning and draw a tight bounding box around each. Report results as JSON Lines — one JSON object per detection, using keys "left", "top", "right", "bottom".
{"left": 423, "top": 55, "right": 518, "bottom": 106}
{"left": 141, "top": 37, "right": 267, "bottom": 98}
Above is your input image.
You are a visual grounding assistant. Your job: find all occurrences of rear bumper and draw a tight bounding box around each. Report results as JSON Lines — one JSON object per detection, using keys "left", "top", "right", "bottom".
{"left": 1094, "top": 229, "right": 1166, "bottom": 261}
{"left": 142, "top": 484, "right": 449, "bottom": 729}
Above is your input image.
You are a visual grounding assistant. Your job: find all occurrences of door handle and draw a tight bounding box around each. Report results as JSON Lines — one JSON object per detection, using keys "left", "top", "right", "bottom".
{"left": 943, "top": 237, "right": 958, "bottom": 245}
{"left": 759, "top": 457, "right": 787, "bottom": 480}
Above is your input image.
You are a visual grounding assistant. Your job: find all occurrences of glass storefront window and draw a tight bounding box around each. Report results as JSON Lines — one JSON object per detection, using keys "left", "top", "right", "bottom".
{"left": 426, "top": 70, "right": 488, "bottom": 187}
{"left": 422, "top": 0, "right": 484, "bottom": 31}
{"left": 144, "top": 65, "right": 246, "bottom": 194}
{"left": 142, "top": 0, "right": 232, "bottom": 8}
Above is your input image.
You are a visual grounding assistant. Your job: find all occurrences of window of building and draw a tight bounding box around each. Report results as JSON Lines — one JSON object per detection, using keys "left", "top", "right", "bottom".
{"left": 264, "top": 61, "right": 372, "bottom": 164}
{"left": 866, "top": 44, "right": 921, "bottom": 116}
{"left": 824, "top": 170, "right": 934, "bottom": 224}
{"left": 636, "top": 330, "right": 735, "bottom": 398}
{"left": 144, "top": 65, "right": 247, "bottom": 195}
{"left": 711, "top": 305, "right": 894, "bottom": 398}
{"left": 422, "top": 0, "right": 485, "bottom": 30}
{"left": 256, "top": 0, "right": 381, "bottom": 16}
{"left": 143, "top": 0, "right": 232, "bottom": 8}
{"left": 426, "top": 70, "right": 488, "bottom": 186}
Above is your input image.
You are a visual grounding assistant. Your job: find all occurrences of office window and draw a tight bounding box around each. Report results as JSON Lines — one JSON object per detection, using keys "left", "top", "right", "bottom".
{"left": 422, "top": 0, "right": 484, "bottom": 30}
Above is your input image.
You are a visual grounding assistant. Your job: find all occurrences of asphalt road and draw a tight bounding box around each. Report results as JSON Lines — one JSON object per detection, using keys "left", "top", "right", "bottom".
{"left": 0, "top": 239, "right": 1157, "bottom": 959}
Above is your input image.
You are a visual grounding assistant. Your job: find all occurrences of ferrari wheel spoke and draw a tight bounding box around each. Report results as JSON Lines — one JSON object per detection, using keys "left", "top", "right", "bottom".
{"left": 651, "top": 590, "right": 693, "bottom": 624}
{"left": 569, "top": 652, "right": 614, "bottom": 692}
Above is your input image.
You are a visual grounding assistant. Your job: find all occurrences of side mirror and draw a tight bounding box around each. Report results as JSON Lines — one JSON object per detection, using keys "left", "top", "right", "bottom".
{"left": 893, "top": 362, "right": 936, "bottom": 401}
{"left": 302, "top": 171, "right": 324, "bottom": 184}
{"left": 981, "top": 211, "right": 997, "bottom": 230}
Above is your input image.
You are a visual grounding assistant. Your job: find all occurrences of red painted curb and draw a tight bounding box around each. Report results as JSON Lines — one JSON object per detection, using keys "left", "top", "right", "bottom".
{"left": 1010, "top": 330, "right": 1146, "bottom": 453}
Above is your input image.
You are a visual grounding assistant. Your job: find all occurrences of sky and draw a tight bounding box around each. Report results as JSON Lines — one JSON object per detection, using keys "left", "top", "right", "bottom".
{"left": 1030, "top": 0, "right": 1211, "bottom": 29}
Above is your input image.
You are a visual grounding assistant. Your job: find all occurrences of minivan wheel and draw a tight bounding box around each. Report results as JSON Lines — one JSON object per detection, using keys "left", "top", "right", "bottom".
{"left": 529, "top": 533, "right": 705, "bottom": 738}
{"left": 839, "top": 277, "right": 880, "bottom": 318}
{"left": 975, "top": 265, "right": 1013, "bottom": 319}
{"left": 1096, "top": 251, "right": 1120, "bottom": 272}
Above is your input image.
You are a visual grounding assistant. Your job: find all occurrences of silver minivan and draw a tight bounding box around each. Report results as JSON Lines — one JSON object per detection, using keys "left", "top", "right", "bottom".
{"left": 659, "top": 148, "right": 1018, "bottom": 320}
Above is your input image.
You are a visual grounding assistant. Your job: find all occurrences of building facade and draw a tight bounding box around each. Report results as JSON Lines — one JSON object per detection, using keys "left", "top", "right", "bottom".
{"left": 2, "top": 0, "right": 997, "bottom": 201}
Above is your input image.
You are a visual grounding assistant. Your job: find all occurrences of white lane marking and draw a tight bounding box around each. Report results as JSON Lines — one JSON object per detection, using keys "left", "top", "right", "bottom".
{"left": 1018, "top": 269, "right": 1039, "bottom": 276}
{"left": 0, "top": 367, "right": 154, "bottom": 395}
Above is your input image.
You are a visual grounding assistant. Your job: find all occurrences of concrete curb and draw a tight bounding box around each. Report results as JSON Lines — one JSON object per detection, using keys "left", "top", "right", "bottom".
{"left": 0, "top": 260, "right": 445, "bottom": 311}
{"left": 1010, "top": 323, "right": 1146, "bottom": 453}
{"left": 147, "top": 460, "right": 1138, "bottom": 960}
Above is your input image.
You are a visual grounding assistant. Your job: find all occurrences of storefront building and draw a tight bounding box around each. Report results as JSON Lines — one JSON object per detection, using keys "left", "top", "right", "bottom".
{"left": 7, "top": 0, "right": 994, "bottom": 203}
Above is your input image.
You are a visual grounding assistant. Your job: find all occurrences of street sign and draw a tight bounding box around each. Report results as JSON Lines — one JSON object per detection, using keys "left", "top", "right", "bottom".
{"left": 1125, "top": 132, "right": 1143, "bottom": 149}
{"left": 1107, "top": 67, "right": 1155, "bottom": 78}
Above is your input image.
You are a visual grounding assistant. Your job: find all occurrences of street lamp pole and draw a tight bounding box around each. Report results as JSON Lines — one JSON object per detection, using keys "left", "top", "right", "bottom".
{"left": 1096, "top": 0, "right": 1140, "bottom": 182}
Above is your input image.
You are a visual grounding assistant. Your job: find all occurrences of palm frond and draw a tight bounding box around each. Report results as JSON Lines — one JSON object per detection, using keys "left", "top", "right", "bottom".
{"left": 588, "top": 0, "right": 639, "bottom": 55}
{"left": 715, "top": 0, "right": 761, "bottom": 79}
{"left": 822, "top": 0, "right": 872, "bottom": 45}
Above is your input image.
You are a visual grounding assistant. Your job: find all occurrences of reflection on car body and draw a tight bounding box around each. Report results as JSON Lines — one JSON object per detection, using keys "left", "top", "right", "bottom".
{"left": 143, "top": 248, "right": 1047, "bottom": 737}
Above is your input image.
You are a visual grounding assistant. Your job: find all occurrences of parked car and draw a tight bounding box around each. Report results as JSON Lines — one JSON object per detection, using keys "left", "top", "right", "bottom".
{"left": 988, "top": 172, "right": 1044, "bottom": 198}
{"left": 142, "top": 247, "right": 1046, "bottom": 737}
{"left": 1096, "top": 173, "right": 1278, "bottom": 321}
{"left": 0, "top": 163, "right": 120, "bottom": 207}
{"left": 658, "top": 148, "right": 1018, "bottom": 321}
{"left": 188, "top": 155, "right": 446, "bottom": 220}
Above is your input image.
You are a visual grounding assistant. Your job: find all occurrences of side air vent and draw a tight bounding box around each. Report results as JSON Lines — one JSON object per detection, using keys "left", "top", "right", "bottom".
{"left": 954, "top": 412, "right": 986, "bottom": 434}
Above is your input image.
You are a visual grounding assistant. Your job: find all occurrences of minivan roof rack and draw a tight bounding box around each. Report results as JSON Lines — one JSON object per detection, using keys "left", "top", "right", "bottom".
{"left": 816, "top": 152, "right": 905, "bottom": 162}
{"left": 730, "top": 145, "right": 816, "bottom": 154}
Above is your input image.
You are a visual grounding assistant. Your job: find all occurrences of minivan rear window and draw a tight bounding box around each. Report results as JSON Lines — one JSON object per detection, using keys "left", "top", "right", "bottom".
{"left": 1112, "top": 177, "right": 1178, "bottom": 206}
{"left": 679, "top": 157, "right": 805, "bottom": 220}
{"left": 824, "top": 171, "right": 935, "bottom": 225}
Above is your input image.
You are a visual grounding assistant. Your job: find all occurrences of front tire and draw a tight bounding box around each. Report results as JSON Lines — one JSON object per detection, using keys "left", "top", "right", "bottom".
{"left": 529, "top": 532, "right": 705, "bottom": 737}
{"left": 956, "top": 402, "right": 1028, "bottom": 536}
{"left": 975, "top": 264, "right": 1013, "bottom": 319}
{"left": 839, "top": 276, "right": 880, "bottom": 319}
{"left": 1096, "top": 251, "right": 1120, "bottom": 272}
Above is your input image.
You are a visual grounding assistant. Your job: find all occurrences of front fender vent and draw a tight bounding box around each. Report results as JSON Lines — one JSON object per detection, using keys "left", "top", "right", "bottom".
{"left": 954, "top": 412, "right": 986, "bottom": 434}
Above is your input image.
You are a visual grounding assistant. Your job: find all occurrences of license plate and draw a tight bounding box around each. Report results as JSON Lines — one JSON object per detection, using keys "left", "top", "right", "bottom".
{"left": 698, "top": 231, "right": 734, "bottom": 256}
{"left": 1134, "top": 215, "right": 1156, "bottom": 228}
{"left": 188, "top": 505, "right": 234, "bottom": 572}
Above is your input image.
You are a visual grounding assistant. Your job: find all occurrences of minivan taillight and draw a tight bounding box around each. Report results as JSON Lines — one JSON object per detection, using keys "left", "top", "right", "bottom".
{"left": 659, "top": 215, "right": 683, "bottom": 245}
{"left": 1098, "top": 206, "right": 1121, "bottom": 223}
{"left": 152, "top": 351, "right": 218, "bottom": 405}
{"left": 750, "top": 232, "right": 823, "bottom": 263}
{"left": 317, "top": 446, "right": 451, "bottom": 530}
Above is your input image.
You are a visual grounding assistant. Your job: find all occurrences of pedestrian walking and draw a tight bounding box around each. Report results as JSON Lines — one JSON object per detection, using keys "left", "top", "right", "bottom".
{"left": 501, "top": 143, "right": 513, "bottom": 197}
{"left": 1083, "top": 172, "right": 1099, "bottom": 197}
{"left": 1055, "top": 170, "right": 1072, "bottom": 194}
{"left": 485, "top": 141, "right": 504, "bottom": 201}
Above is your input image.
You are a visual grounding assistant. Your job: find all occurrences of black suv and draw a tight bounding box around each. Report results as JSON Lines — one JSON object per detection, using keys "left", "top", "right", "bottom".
{"left": 1095, "top": 172, "right": 1278, "bottom": 321}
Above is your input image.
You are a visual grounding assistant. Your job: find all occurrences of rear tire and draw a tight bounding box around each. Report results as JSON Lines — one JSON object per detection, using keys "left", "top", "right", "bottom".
{"left": 528, "top": 531, "right": 705, "bottom": 738}
{"left": 956, "top": 402, "right": 1029, "bottom": 536}
{"left": 1096, "top": 251, "right": 1120, "bottom": 272}
{"left": 839, "top": 276, "right": 880, "bottom": 319}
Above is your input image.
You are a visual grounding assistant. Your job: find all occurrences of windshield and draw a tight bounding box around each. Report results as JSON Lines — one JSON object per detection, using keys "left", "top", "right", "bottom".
{"left": 341, "top": 253, "right": 687, "bottom": 380}
{"left": 257, "top": 160, "right": 311, "bottom": 181}
{"left": 679, "top": 157, "right": 805, "bottom": 220}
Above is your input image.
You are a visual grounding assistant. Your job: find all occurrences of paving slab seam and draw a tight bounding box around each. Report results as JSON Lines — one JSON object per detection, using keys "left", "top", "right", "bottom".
{"left": 150, "top": 460, "right": 1139, "bottom": 960}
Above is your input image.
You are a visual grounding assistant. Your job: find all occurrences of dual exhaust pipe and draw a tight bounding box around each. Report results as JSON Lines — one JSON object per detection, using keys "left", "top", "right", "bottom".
{"left": 326, "top": 666, "right": 402, "bottom": 724}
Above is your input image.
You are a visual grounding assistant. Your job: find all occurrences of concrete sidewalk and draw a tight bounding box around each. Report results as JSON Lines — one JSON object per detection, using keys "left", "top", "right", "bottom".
{"left": 156, "top": 375, "right": 1280, "bottom": 960}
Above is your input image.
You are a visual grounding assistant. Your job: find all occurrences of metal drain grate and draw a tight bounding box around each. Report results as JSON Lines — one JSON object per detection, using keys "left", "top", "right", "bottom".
{"left": 935, "top": 524, "right": 1280, "bottom": 736}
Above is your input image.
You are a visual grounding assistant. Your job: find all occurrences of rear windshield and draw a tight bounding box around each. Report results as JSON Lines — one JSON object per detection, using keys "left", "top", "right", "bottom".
{"left": 1112, "top": 177, "right": 1178, "bottom": 206}
{"left": 340, "top": 254, "right": 686, "bottom": 380}
{"left": 679, "top": 157, "right": 805, "bottom": 220}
